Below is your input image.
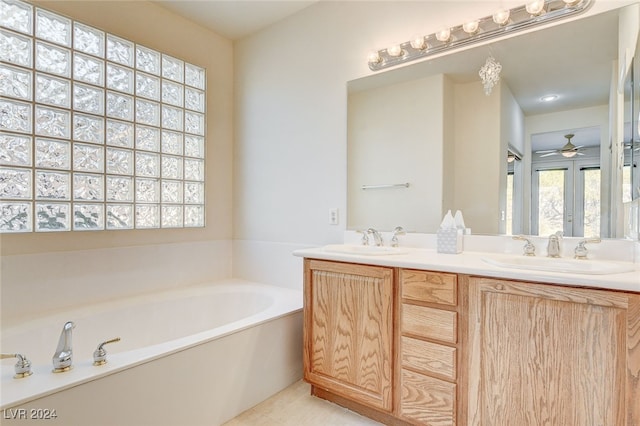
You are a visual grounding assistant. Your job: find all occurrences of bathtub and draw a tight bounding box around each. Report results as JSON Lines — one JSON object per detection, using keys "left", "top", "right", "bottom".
{"left": 0, "top": 280, "right": 303, "bottom": 425}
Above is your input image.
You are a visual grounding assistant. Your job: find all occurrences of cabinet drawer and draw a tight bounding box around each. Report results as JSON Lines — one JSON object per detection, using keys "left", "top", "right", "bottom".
{"left": 400, "top": 369, "right": 456, "bottom": 425}
{"left": 402, "top": 304, "right": 457, "bottom": 343}
{"left": 402, "top": 336, "right": 456, "bottom": 381}
{"left": 401, "top": 270, "right": 457, "bottom": 306}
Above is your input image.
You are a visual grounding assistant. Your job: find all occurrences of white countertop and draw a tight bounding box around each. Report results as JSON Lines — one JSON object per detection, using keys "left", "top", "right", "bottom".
{"left": 293, "top": 246, "right": 640, "bottom": 293}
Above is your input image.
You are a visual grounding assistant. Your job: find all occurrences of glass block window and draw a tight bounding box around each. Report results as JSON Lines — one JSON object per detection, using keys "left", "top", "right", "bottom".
{"left": 0, "top": 0, "right": 206, "bottom": 232}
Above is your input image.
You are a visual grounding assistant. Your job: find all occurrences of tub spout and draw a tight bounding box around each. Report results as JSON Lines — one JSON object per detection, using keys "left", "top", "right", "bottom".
{"left": 52, "top": 321, "right": 75, "bottom": 373}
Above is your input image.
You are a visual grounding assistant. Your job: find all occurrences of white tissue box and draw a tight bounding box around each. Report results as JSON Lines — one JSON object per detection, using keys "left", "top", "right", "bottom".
{"left": 437, "top": 228, "right": 463, "bottom": 254}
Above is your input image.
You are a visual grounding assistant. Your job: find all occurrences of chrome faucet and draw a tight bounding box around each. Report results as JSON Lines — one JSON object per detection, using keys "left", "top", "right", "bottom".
{"left": 1, "top": 353, "right": 32, "bottom": 378}
{"left": 513, "top": 235, "right": 536, "bottom": 256}
{"left": 366, "top": 228, "right": 384, "bottom": 246}
{"left": 547, "top": 231, "right": 563, "bottom": 258}
{"left": 52, "top": 321, "right": 75, "bottom": 373}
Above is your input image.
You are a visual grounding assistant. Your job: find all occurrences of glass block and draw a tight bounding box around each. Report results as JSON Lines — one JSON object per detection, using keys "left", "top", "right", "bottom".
{"left": 135, "top": 125, "right": 159, "bottom": 152}
{"left": 35, "top": 138, "right": 69, "bottom": 169}
{"left": 161, "top": 180, "right": 182, "bottom": 204}
{"left": 185, "top": 87, "right": 205, "bottom": 112}
{"left": 136, "top": 72, "right": 160, "bottom": 100}
{"left": 35, "top": 73, "right": 70, "bottom": 108}
{"left": 106, "top": 119, "right": 133, "bottom": 147}
{"left": 35, "top": 41, "right": 70, "bottom": 77}
{"left": 135, "top": 178, "right": 159, "bottom": 203}
{"left": 73, "top": 83, "right": 104, "bottom": 115}
{"left": 162, "top": 54, "right": 183, "bottom": 83}
{"left": 184, "top": 111, "right": 204, "bottom": 136}
{"left": 73, "top": 113, "right": 104, "bottom": 144}
{"left": 161, "top": 155, "right": 182, "bottom": 179}
{"left": 73, "top": 143, "right": 104, "bottom": 172}
{"left": 184, "top": 158, "right": 204, "bottom": 181}
{"left": 36, "top": 202, "right": 70, "bottom": 231}
{"left": 162, "top": 80, "right": 183, "bottom": 107}
{"left": 161, "top": 205, "right": 182, "bottom": 228}
{"left": 106, "top": 148, "right": 132, "bottom": 175}
{"left": 136, "top": 45, "right": 160, "bottom": 76}
{"left": 74, "top": 22, "right": 104, "bottom": 58}
{"left": 162, "top": 105, "right": 183, "bottom": 131}
{"left": 184, "top": 181, "right": 203, "bottom": 204}
{"left": 184, "top": 204, "right": 204, "bottom": 227}
{"left": 185, "top": 63, "right": 205, "bottom": 89}
{"left": 73, "top": 203, "right": 104, "bottom": 230}
{"left": 106, "top": 63, "right": 133, "bottom": 94}
{"left": 0, "top": 133, "right": 31, "bottom": 166}
{"left": 0, "top": 167, "right": 31, "bottom": 199}
{"left": 35, "top": 8, "right": 71, "bottom": 46}
{"left": 73, "top": 173, "right": 103, "bottom": 201}
{"left": 106, "top": 175, "right": 133, "bottom": 201}
{"left": 35, "top": 170, "right": 70, "bottom": 200}
{"left": 0, "top": 28, "right": 31, "bottom": 67}
{"left": 106, "top": 34, "right": 133, "bottom": 67}
{"left": 0, "top": 0, "right": 32, "bottom": 34}
{"left": 0, "top": 63, "right": 31, "bottom": 100}
{"left": 35, "top": 105, "right": 69, "bottom": 138}
{"left": 106, "top": 92, "right": 134, "bottom": 121}
{"left": 1, "top": 98, "right": 31, "bottom": 134}
{"left": 135, "top": 204, "right": 159, "bottom": 228}
{"left": 161, "top": 130, "right": 182, "bottom": 155}
{"left": 74, "top": 53, "right": 104, "bottom": 86}
{"left": 184, "top": 135, "right": 204, "bottom": 158}
{"left": 106, "top": 203, "right": 133, "bottom": 229}
{"left": 135, "top": 99, "right": 159, "bottom": 126}
{"left": 0, "top": 201, "right": 31, "bottom": 232}
{"left": 135, "top": 152, "right": 159, "bottom": 177}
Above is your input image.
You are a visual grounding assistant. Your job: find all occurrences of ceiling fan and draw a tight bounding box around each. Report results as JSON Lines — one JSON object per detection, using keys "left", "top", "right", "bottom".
{"left": 535, "top": 134, "right": 585, "bottom": 158}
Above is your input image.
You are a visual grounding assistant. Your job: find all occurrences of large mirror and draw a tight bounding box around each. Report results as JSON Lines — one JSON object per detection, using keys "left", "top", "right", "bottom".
{"left": 348, "top": 5, "right": 639, "bottom": 239}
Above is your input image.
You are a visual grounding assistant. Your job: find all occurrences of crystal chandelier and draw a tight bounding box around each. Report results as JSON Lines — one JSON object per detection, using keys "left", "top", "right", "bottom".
{"left": 479, "top": 56, "right": 502, "bottom": 95}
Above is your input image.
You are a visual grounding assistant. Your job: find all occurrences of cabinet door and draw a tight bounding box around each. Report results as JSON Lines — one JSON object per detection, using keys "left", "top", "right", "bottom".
{"left": 468, "top": 277, "right": 640, "bottom": 426}
{"left": 304, "top": 260, "right": 394, "bottom": 411}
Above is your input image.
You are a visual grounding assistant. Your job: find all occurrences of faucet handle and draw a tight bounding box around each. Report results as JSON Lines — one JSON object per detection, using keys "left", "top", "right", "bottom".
{"left": 1, "top": 353, "right": 33, "bottom": 378}
{"left": 93, "top": 337, "right": 121, "bottom": 366}
{"left": 391, "top": 226, "right": 406, "bottom": 247}
{"left": 574, "top": 238, "right": 601, "bottom": 260}
{"left": 513, "top": 235, "right": 536, "bottom": 256}
{"left": 355, "top": 230, "right": 370, "bottom": 245}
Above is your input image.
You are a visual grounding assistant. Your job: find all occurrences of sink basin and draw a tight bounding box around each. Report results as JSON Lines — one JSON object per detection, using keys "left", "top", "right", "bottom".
{"left": 323, "top": 244, "right": 410, "bottom": 256}
{"left": 482, "top": 255, "right": 636, "bottom": 275}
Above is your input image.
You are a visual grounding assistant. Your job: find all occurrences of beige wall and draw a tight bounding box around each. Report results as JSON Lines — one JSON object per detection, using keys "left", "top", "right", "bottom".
{"left": 1, "top": 0, "right": 234, "bottom": 255}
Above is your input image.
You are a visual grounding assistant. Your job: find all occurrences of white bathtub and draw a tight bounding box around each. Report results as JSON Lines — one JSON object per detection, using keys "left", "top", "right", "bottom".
{"left": 0, "top": 280, "right": 303, "bottom": 425}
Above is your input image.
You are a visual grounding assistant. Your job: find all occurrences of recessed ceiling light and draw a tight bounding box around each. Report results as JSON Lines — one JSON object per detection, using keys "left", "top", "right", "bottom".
{"left": 540, "top": 94, "right": 559, "bottom": 102}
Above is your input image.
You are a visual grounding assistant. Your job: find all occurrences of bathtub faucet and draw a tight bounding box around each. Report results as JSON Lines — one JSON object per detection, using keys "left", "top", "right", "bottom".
{"left": 52, "top": 321, "right": 75, "bottom": 373}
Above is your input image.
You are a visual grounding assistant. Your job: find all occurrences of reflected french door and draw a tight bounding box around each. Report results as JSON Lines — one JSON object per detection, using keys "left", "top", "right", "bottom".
{"left": 532, "top": 163, "right": 601, "bottom": 237}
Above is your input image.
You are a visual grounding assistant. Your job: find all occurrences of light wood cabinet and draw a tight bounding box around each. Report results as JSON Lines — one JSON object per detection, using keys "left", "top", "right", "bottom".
{"left": 467, "top": 276, "right": 640, "bottom": 426}
{"left": 397, "top": 269, "right": 465, "bottom": 426}
{"left": 303, "top": 259, "right": 394, "bottom": 412}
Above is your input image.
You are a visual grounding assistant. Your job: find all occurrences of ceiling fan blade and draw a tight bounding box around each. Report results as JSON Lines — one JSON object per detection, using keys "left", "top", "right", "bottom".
{"left": 539, "top": 152, "right": 558, "bottom": 157}
{"left": 535, "top": 149, "right": 557, "bottom": 154}
{"left": 573, "top": 145, "right": 585, "bottom": 149}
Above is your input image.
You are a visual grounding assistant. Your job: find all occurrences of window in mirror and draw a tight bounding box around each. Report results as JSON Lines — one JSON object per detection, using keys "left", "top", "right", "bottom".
{"left": 581, "top": 167, "right": 601, "bottom": 238}
{"left": 534, "top": 168, "right": 567, "bottom": 237}
{"left": 506, "top": 172, "right": 513, "bottom": 235}
{"left": 0, "top": 0, "right": 206, "bottom": 233}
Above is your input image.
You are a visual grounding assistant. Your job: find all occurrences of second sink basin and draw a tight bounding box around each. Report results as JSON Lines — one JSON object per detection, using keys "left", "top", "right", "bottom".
{"left": 323, "top": 244, "right": 410, "bottom": 256}
{"left": 482, "top": 255, "right": 636, "bottom": 275}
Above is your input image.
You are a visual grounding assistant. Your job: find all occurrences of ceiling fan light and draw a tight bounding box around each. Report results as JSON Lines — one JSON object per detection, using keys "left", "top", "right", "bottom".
{"left": 562, "top": 150, "right": 578, "bottom": 158}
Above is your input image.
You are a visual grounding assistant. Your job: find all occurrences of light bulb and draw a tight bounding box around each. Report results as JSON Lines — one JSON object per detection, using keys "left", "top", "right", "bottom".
{"left": 435, "top": 28, "right": 451, "bottom": 42}
{"left": 410, "top": 35, "right": 426, "bottom": 50}
{"left": 387, "top": 43, "right": 403, "bottom": 57}
{"left": 462, "top": 20, "right": 479, "bottom": 34}
{"left": 493, "top": 8, "right": 510, "bottom": 25}
{"left": 367, "top": 50, "right": 381, "bottom": 64}
{"left": 526, "top": 0, "right": 546, "bottom": 15}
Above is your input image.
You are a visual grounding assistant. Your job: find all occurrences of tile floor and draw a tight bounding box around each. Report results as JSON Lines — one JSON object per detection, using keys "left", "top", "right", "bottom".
{"left": 222, "top": 380, "right": 383, "bottom": 426}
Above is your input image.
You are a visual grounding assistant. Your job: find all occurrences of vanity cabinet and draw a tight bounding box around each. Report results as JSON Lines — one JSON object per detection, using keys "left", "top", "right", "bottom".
{"left": 467, "top": 276, "right": 640, "bottom": 426}
{"left": 398, "top": 269, "right": 465, "bottom": 426}
{"left": 303, "top": 259, "right": 394, "bottom": 411}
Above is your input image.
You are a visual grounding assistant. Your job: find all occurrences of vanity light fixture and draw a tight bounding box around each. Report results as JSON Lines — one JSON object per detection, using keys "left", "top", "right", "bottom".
{"left": 367, "top": 0, "right": 592, "bottom": 71}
